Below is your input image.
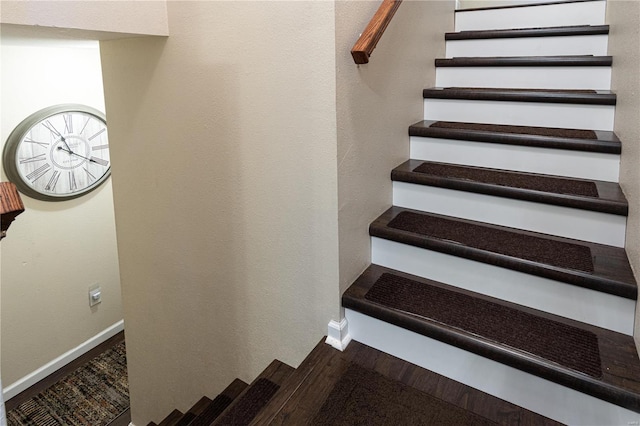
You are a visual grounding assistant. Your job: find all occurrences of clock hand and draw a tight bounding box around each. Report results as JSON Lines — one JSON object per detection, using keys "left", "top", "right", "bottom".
{"left": 57, "top": 147, "right": 104, "bottom": 164}
{"left": 59, "top": 135, "right": 74, "bottom": 153}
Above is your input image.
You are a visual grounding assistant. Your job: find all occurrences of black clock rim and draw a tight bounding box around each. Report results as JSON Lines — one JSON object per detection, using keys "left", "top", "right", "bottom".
{"left": 3, "top": 104, "right": 111, "bottom": 202}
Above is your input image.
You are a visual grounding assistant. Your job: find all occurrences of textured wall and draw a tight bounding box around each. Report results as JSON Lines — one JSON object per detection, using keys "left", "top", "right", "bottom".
{"left": 336, "top": 0, "right": 454, "bottom": 296}
{"left": 0, "top": 39, "right": 122, "bottom": 387}
{"left": 100, "top": 2, "right": 339, "bottom": 423}
{"left": 607, "top": 1, "right": 640, "bottom": 344}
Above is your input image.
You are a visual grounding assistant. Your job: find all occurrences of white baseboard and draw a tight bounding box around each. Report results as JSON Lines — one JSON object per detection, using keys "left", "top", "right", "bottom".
{"left": 326, "top": 318, "right": 352, "bottom": 351}
{"left": 3, "top": 320, "right": 125, "bottom": 401}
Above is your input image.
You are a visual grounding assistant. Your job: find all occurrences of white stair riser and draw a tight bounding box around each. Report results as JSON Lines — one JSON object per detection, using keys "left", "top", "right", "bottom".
{"left": 436, "top": 66, "right": 611, "bottom": 90}
{"left": 424, "top": 99, "right": 615, "bottom": 131}
{"left": 371, "top": 237, "right": 635, "bottom": 335}
{"left": 392, "top": 182, "right": 626, "bottom": 247}
{"left": 410, "top": 136, "right": 620, "bottom": 182}
{"left": 454, "top": 1, "right": 606, "bottom": 31}
{"left": 445, "top": 35, "right": 608, "bottom": 58}
{"left": 346, "top": 309, "right": 639, "bottom": 425}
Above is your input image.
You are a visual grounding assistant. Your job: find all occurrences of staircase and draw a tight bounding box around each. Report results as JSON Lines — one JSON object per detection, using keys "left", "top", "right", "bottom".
{"left": 344, "top": 0, "right": 640, "bottom": 424}
{"left": 150, "top": 0, "right": 640, "bottom": 424}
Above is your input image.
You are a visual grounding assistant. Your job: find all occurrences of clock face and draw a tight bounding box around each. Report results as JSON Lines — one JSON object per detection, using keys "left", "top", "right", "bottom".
{"left": 3, "top": 105, "right": 111, "bottom": 201}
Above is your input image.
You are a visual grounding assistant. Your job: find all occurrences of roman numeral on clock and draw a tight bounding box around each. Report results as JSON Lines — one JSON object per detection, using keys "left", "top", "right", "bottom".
{"left": 43, "top": 120, "right": 62, "bottom": 138}
{"left": 63, "top": 113, "right": 73, "bottom": 133}
{"left": 19, "top": 154, "right": 47, "bottom": 164}
{"left": 90, "top": 156, "right": 109, "bottom": 167}
{"left": 83, "top": 167, "right": 96, "bottom": 181}
{"left": 24, "top": 138, "right": 49, "bottom": 148}
{"left": 68, "top": 171, "right": 77, "bottom": 191}
{"left": 88, "top": 128, "right": 106, "bottom": 141}
{"left": 26, "top": 163, "right": 51, "bottom": 182}
{"left": 45, "top": 170, "right": 61, "bottom": 191}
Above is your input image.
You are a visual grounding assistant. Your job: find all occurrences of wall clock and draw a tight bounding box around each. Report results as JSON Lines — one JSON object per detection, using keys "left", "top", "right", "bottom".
{"left": 3, "top": 104, "right": 111, "bottom": 201}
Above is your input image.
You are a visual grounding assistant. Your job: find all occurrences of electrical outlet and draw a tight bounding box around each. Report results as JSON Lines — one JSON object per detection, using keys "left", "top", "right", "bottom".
{"left": 89, "top": 285, "right": 102, "bottom": 307}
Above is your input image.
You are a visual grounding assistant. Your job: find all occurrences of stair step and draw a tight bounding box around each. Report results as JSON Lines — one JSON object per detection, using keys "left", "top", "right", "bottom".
{"left": 188, "top": 378, "right": 248, "bottom": 426}
{"left": 157, "top": 409, "right": 183, "bottom": 426}
{"left": 445, "top": 28, "right": 608, "bottom": 58}
{"left": 391, "top": 160, "right": 626, "bottom": 246}
{"left": 424, "top": 87, "right": 615, "bottom": 105}
{"left": 249, "top": 337, "right": 560, "bottom": 425}
{"left": 392, "top": 160, "right": 627, "bottom": 216}
{"left": 370, "top": 207, "right": 636, "bottom": 299}
{"left": 436, "top": 55, "right": 611, "bottom": 67}
{"left": 343, "top": 264, "right": 640, "bottom": 420}
{"left": 446, "top": 25, "right": 609, "bottom": 40}
{"left": 458, "top": 0, "right": 604, "bottom": 13}
{"left": 410, "top": 120, "right": 620, "bottom": 153}
{"left": 212, "top": 360, "right": 294, "bottom": 426}
{"left": 423, "top": 89, "right": 615, "bottom": 130}
{"left": 409, "top": 121, "right": 620, "bottom": 182}
{"left": 454, "top": 0, "right": 606, "bottom": 32}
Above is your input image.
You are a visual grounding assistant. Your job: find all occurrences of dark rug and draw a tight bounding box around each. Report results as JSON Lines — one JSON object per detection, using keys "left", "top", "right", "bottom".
{"left": 366, "top": 273, "right": 602, "bottom": 378}
{"left": 7, "top": 341, "right": 129, "bottom": 426}
{"left": 387, "top": 211, "right": 594, "bottom": 273}
{"left": 429, "top": 121, "right": 597, "bottom": 139}
{"left": 311, "top": 363, "right": 497, "bottom": 425}
{"left": 214, "top": 378, "right": 279, "bottom": 425}
{"left": 413, "top": 162, "right": 599, "bottom": 197}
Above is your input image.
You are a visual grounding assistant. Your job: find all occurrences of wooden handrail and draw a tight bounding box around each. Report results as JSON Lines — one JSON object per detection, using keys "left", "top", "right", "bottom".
{"left": 0, "top": 182, "right": 25, "bottom": 240}
{"left": 351, "top": 0, "right": 403, "bottom": 64}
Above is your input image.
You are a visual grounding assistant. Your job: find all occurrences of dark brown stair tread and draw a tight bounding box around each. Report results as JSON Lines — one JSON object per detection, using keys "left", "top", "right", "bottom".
{"left": 446, "top": 25, "right": 609, "bottom": 40}
{"left": 392, "top": 160, "right": 628, "bottom": 216}
{"left": 311, "top": 363, "right": 497, "bottom": 425}
{"left": 423, "top": 87, "right": 617, "bottom": 105}
{"left": 370, "top": 207, "right": 637, "bottom": 299}
{"left": 249, "top": 337, "right": 561, "bottom": 425}
{"left": 212, "top": 360, "right": 294, "bottom": 426}
{"left": 158, "top": 409, "right": 183, "bottom": 426}
{"left": 436, "top": 55, "right": 612, "bottom": 67}
{"left": 409, "top": 120, "right": 621, "bottom": 153}
{"left": 456, "top": 0, "right": 604, "bottom": 13}
{"left": 189, "top": 379, "right": 248, "bottom": 426}
{"left": 343, "top": 265, "right": 640, "bottom": 414}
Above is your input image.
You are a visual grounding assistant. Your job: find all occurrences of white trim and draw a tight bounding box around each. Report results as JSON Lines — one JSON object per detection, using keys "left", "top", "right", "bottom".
{"left": 392, "top": 182, "right": 627, "bottom": 247}
{"left": 435, "top": 66, "right": 611, "bottom": 90}
{"left": 3, "top": 320, "right": 125, "bottom": 400}
{"left": 410, "top": 136, "right": 621, "bottom": 182}
{"left": 454, "top": 1, "right": 606, "bottom": 31}
{"left": 445, "top": 35, "right": 609, "bottom": 58}
{"left": 371, "top": 237, "right": 635, "bottom": 335}
{"left": 423, "top": 98, "right": 616, "bottom": 131}
{"left": 345, "top": 309, "right": 639, "bottom": 425}
{"left": 326, "top": 318, "right": 352, "bottom": 351}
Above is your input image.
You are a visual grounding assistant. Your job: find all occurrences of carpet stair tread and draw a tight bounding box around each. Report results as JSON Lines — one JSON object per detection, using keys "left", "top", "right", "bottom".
{"left": 370, "top": 206, "right": 636, "bottom": 299}
{"left": 211, "top": 360, "right": 294, "bottom": 426}
{"left": 392, "top": 159, "right": 627, "bottom": 215}
{"left": 409, "top": 120, "right": 621, "bottom": 153}
{"left": 343, "top": 264, "right": 640, "bottom": 413}
{"left": 446, "top": 25, "right": 609, "bottom": 40}
{"left": 158, "top": 409, "right": 183, "bottom": 426}
{"left": 188, "top": 379, "right": 248, "bottom": 426}
{"left": 249, "top": 337, "right": 562, "bottom": 425}
{"left": 423, "top": 87, "right": 616, "bottom": 105}
{"left": 436, "top": 55, "right": 612, "bottom": 67}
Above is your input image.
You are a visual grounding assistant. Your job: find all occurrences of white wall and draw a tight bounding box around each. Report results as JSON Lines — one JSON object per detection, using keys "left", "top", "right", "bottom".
{"left": 100, "top": 2, "right": 339, "bottom": 423}
{"left": 0, "top": 36, "right": 123, "bottom": 390}
{"left": 336, "top": 0, "right": 453, "bottom": 297}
